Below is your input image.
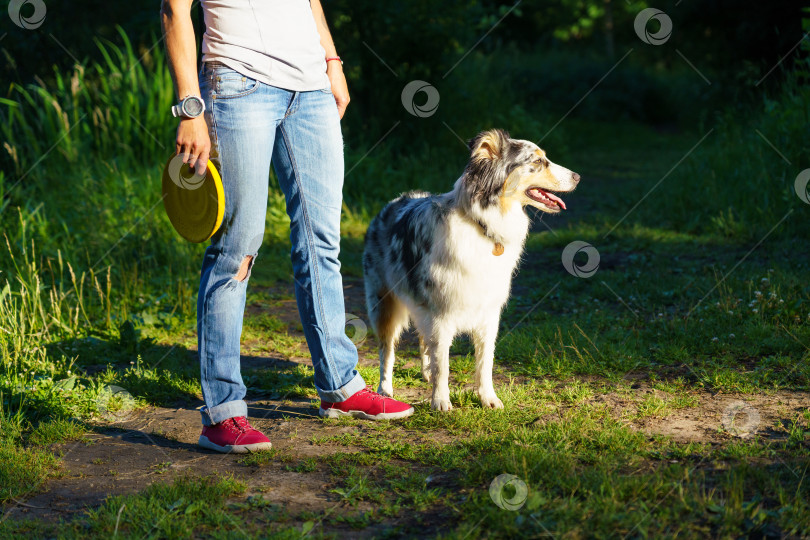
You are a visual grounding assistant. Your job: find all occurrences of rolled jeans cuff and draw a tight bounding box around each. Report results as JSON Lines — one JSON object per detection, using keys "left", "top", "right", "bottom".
{"left": 200, "top": 399, "right": 248, "bottom": 426}
{"left": 315, "top": 371, "right": 365, "bottom": 403}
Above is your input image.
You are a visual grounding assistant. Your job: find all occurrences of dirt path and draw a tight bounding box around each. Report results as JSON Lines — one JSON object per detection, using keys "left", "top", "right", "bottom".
{"left": 11, "top": 380, "right": 809, "bottom": 526}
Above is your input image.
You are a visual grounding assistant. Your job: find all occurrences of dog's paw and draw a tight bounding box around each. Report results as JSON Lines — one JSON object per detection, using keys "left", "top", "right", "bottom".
{"left": 479, "top": 393, "right": 504, "bottom": 409}
{"left": 431, "top": 397, "right": 453, "bottom": 411}
{"left": 421, "top": 369, "right": 433, "bottom": 384}
{"left": 378, "top": 382, "right": 394, "bottom": 397}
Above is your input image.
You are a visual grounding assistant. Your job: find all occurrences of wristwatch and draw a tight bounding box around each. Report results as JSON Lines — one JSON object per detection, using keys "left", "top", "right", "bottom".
{"left": 171, "top": 95, "right": 205, "bottom": 118}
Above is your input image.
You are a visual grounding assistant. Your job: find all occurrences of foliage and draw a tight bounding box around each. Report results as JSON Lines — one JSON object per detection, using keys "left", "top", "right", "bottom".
{"left": 635, "top": 64, "right": 810, "bottom": 239}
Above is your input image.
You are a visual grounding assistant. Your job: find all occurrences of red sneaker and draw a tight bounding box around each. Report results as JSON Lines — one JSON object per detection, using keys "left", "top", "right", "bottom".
{"left": 198, "top": 416, "right": 273, "bottom": 454}
{"left": 319, "top": 387, "right": 415, "bottom": 420}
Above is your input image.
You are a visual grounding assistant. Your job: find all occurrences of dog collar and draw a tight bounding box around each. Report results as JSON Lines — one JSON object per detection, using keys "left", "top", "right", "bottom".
{"left": 473, "top": 218, "right": 505, "bottom": 256}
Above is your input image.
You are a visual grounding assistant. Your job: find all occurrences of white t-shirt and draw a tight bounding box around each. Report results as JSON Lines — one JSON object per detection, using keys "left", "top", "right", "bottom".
{"left": 200, "top": 0, "right": 330, "bottom": 92}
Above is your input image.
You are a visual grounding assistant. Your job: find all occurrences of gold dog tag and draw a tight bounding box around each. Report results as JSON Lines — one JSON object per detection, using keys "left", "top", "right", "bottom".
{"left": 492, "top": 242, "right": 504, "bottom": 256}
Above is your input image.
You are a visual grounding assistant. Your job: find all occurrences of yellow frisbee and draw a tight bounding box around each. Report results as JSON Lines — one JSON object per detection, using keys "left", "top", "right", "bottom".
{"left": 162, "top": 154, "right": 225, "bottom": 243}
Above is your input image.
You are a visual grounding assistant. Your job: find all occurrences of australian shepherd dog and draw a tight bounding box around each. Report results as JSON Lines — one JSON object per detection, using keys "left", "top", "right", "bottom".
{"left": 362, "top": 129, "right": 581, "bottom": 411}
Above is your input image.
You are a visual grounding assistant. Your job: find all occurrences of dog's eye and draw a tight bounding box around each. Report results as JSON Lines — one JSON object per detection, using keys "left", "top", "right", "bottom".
{"left": 533, "top": 158, "right": 545, "bottom": 166}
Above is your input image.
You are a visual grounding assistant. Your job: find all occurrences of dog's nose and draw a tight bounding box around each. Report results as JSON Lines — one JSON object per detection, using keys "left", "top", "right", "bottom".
{"left": 572, "top": 172, "right": 581, "bottom": 183}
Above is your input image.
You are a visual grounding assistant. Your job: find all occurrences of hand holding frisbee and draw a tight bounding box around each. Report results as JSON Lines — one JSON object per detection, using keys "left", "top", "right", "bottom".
{"left": 162, "top": 153, "right": 225, "bottom": 243}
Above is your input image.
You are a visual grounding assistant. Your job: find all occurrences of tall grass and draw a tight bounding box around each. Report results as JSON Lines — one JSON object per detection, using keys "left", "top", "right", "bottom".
{"left": 0, "top": 234, "right": 102, "bottom": 426}
{"left": 1, "top": 27, "right": 175, "bottom": 178}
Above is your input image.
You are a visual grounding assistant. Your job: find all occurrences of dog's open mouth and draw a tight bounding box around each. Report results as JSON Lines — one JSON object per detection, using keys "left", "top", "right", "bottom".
{"left": 526, "top": 187, "right": 567, "bottom": 210}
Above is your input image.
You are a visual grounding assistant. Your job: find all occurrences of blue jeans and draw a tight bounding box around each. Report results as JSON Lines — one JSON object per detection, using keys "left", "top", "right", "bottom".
{"left": 196, "top": 61, "right": 365, "bottom": 426}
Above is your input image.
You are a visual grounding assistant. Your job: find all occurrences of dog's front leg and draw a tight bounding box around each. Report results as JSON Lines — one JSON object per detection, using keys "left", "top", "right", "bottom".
{"left": 427, "top": 332, "right": 453, "bottom": 411}
{"left": 378, "top": 344, "right": 396, "bottom": 397}
{"left": 418, "top": 335, "right": 432, "bottom": 384}
{"left": 473, "top": 322, "right": 503, "bottom": 409}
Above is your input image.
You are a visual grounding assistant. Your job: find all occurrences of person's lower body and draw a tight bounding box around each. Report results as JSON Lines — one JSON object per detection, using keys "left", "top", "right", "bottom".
{"left": 194, "top": 62, "right": 412, "bottom": 452}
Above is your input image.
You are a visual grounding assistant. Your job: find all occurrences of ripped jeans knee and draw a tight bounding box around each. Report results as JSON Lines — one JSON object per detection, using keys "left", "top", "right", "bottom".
{"left": 233, "top": 254, "right": 255, "bottom": 282}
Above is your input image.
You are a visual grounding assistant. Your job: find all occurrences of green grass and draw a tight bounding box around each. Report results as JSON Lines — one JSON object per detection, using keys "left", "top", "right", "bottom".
{"left": 0, "top": 407, "right": 84, "bottom": 504}
{"left": 0, "top": 440, "right": 59, "bottom": 505}
{"left": 1, "top": 30, "right": 809, "bottom": 539}
{"left": 0, "top": 474, "right": 305, "bottom": 539}
{"left": 306, "top": 392, "right": 809, "bottom": 537}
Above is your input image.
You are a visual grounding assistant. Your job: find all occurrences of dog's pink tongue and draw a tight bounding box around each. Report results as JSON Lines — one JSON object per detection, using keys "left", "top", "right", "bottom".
{"left": 543, "top": 190, "right": 567, "bottom": 210}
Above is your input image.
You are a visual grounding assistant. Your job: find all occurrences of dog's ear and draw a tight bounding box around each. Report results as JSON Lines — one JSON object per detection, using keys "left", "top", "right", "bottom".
{"left": 463, "top": 129, "right": 512, "bottom": 206}
{"left": 468, "top": 129, "right": 510, "bottom": 161}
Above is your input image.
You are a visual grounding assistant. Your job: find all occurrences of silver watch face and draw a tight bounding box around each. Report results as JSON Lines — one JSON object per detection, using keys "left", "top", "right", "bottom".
{"left": 183, "top": 97, "right": 204, "bottom": 117}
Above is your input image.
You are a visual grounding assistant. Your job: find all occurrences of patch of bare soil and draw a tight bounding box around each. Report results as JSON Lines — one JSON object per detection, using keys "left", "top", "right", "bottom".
{"left": 589, "top": 384, "right": 810, "bottom": 444}
{"left": 4, "top": 398, "right": 448, "bottom": 535}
